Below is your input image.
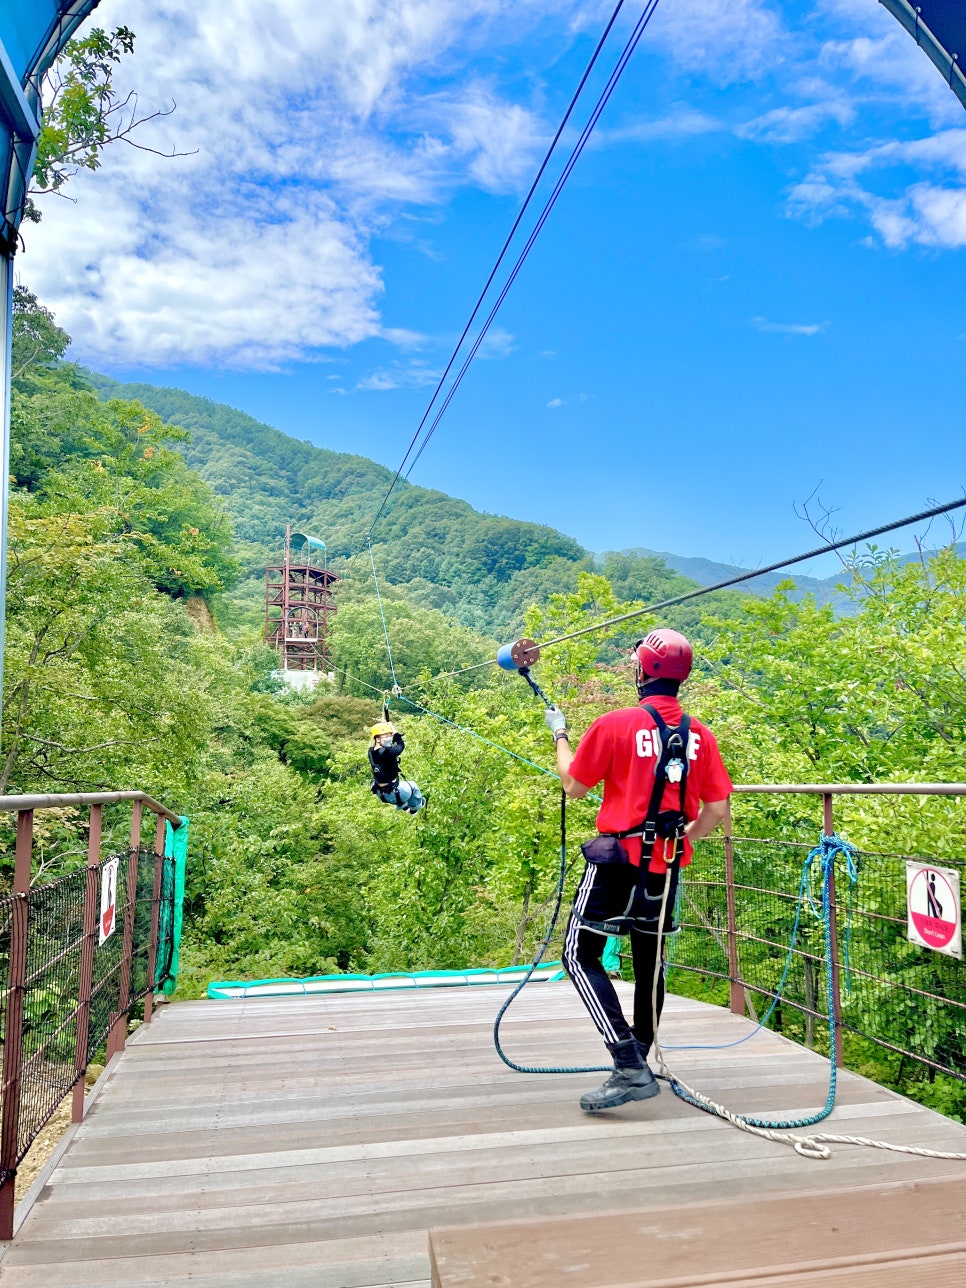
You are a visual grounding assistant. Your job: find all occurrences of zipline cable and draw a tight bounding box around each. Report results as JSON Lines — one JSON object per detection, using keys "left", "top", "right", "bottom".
{"left": 366, "top": 537, "right": 400, "bottom": 692}
{"left": 363, "top": 0, "right": 636, "bottom": 541}
{"left": 433, "top": 496, "right": 966, "bottom": 678}
{"left": 329, "top": 662, "right": 599, "bottom": 794}
{"left": 400, "top": 0, "right": 663, "bottom": 487}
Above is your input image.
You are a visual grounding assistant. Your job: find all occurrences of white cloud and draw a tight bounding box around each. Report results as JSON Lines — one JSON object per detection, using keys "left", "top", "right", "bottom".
{"left": 18, "top": 0, "right": 569, "bottom": 369}
{"left": 788, "top": 130, "right": 966, "bottom": 249}
{"left": 752, "top": 317, "right": 827, "bottom": 336}
{"left": 547, "top": 397, "right": 563, "bottom": 408}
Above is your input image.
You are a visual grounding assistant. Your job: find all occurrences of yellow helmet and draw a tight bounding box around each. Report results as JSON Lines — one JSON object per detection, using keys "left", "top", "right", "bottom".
{"left": 370, "top": 721, "right": 396, "bottom": 739}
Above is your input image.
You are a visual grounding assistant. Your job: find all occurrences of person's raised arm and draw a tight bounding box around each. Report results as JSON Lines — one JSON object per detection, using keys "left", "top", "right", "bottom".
{"left": 544, "top": 705, "right": 590, "bottom": 799}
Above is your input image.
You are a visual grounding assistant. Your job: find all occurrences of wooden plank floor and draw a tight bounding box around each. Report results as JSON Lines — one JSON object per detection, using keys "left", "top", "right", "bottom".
{"left": 2, "top": 982, "right": 965, "bottom": 1287}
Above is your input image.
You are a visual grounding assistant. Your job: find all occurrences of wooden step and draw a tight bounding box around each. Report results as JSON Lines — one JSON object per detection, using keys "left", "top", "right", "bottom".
{"left": 429, "top": 1174, "right": 966, "bottom": 1287}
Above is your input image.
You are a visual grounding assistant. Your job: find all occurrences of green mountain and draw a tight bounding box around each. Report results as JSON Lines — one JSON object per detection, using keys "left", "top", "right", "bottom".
{"left": 89, "top": 376, "right": 703, "bottom": 638}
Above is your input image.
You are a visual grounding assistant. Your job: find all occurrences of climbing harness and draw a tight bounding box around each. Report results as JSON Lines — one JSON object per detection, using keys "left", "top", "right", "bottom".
{"left": 572, "top": 702, "right": 691, "bottom": 938}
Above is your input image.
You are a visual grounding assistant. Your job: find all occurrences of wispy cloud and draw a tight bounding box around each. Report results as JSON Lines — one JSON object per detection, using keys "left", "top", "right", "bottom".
{"left": 788, "top": 131, "right": 966, "bottom": 248}
{"left": 752, "top": 317, "right": 827, "bottom": 337}
{"left": 356, "top": 359, "right": 443, "bottom": 392}
{"left": 649, "top": 0, "right": 785, "bottom": 85}
{"left": 546, "top": 391, "right": 591, "bottom": 408}
{"left": 739, "top": 98, "right": 855, "bottom": 144}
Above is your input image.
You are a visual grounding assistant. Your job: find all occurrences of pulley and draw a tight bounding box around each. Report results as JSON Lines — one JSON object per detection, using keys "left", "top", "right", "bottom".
{"left": 496, "top": 638, "right": 541, "bottom": 672}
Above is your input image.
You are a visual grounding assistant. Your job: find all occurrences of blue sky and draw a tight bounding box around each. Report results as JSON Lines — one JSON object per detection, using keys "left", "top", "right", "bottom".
{"left": 19, "top": 0, "right": 966, "bottom": 573}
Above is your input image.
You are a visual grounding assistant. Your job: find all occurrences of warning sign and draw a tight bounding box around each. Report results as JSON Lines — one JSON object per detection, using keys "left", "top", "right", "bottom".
{"left": 99, "top": 856, "right": 119, "bottom": 946}
{"left": 906, "top": 862, "right": 962, "bottom": 959}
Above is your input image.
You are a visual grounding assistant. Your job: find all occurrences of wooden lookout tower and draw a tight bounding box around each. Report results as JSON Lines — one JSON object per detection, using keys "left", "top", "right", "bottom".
{"left": 265, "top": 526, "right": 340, "bottom": 681}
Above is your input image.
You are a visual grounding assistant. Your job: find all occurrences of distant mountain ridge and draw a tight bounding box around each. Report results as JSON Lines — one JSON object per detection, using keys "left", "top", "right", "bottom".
{"left": 610, "top": 541, "right": 966, "bottom": 606}
{"left": 91, "top": 374, "right": 959, "bottom": 633}
{"left": 612, "top": 548, "right": 846, "bottom": 606}
{"left": 89, "top": 374, "right": 701, "bottom": 636}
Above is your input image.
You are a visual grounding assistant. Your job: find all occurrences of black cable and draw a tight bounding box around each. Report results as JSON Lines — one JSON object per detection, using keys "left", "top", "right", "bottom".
{"left": 492, "top": 789, "right": 610, "bottom": 1075}
{"left": 403, "top": 0, "right": 662, "bottom": 485}
{"left": 363, "top": 0, "right": 634, "bottom": 541}
{"left": 433, "top": 495, "right": 966, "bottom": 678}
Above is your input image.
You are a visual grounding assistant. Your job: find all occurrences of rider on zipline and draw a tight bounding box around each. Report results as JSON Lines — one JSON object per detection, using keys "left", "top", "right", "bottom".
{"left": 543, "top": 628, "right": 732, "bottom": 1112}
{"left": 369, "top": 720, "right": 426, "bottom": 814}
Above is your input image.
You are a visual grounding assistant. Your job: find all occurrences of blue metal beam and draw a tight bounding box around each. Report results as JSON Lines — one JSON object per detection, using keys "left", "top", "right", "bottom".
{"left": 879, "top": 0, "right": 966, "bottom": 112}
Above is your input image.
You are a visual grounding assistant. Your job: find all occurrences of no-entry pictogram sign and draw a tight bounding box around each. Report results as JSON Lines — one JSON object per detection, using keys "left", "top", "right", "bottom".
{"left": 906, "top": 862, "right": 961, "bottom": 959}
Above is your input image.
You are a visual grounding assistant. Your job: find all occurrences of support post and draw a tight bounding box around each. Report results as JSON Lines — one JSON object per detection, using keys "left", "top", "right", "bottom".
{"left": 0, "top": 811, "right": 34, "bottom": 1239}
{"left": 723, "top": 799, "right": 745, "bottom": 1016}
{"left": 823, "top": 793, "right": 844, "bottom": 1069}
{"left": 0, "top": 252, "right": 13, "bottom": 706}
{"left": 72, "top": 805, "right": 102, "bottom": 1123}
{"left": 108, "top": 800, "right": 143, "bottom": 1061}
{"left": 143, "top": 813, "right": 165, "bottom": 1025}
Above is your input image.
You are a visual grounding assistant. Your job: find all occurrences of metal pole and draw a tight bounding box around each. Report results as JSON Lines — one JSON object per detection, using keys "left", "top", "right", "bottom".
{"left": 0, "top": 809, "right": 33, "bottom": 1239}
{"left": 0, "top": 252, "right": 13, "bottom": 708}
{"left": 109, "top": 799, "right": 143, "bottom": 1061}
{"left": 723, "top": 800, "right": 744, "bottom": 1016}
{"left": 143, "top": 813, "right": 165, "bottom": 1024}
{"left": 823, "top": 793, "right": 844, "bottom": 1069}
{"left": 72, "top": 804, "right": 102, "bottom": 1123}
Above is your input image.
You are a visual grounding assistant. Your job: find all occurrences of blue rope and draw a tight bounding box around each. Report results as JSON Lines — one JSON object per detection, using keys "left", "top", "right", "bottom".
{"left": 667, "top": 832, "right": 859, "bottom": 1130}
{"left": 492, "top": 791, "right": 611, "bottom": 1076}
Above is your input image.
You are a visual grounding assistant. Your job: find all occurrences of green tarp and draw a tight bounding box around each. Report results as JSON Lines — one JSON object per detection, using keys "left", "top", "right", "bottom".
{"left": 160, "top": 816, "right": 188, "bottom": 995}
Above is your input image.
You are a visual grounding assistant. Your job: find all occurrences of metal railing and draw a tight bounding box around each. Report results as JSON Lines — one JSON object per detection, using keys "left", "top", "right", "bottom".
{"left": 0, "top": 792, "right": 181, "bottom": 1239}
{"left": 671, "top": 785, "right": 965, "bottom": 1083}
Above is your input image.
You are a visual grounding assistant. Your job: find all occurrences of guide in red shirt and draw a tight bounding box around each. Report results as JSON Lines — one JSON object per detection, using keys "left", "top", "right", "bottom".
{"left": 544, "top": 628, "right": 733, "bottom": 1113}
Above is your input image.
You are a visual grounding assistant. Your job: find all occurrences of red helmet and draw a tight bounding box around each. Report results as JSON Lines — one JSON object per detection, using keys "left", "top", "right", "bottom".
{"left": 634, "top": 629, "right": 693, "bottom": 681}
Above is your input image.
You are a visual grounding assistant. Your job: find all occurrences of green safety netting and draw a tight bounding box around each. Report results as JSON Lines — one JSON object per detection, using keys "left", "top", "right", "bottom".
{"left": 208, "top": 962, "right": 567, "bottom": 1000}
{"left": 158, "top": 816, "right": 188, "bottom": 994}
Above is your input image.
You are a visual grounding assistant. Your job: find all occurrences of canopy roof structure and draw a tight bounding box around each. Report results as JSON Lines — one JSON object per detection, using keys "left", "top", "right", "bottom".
{"left": 0, "top": 1, "right": 102, "bottom": 253}
{"left": 880, "top": 0, "right": 966, "bottom": 111}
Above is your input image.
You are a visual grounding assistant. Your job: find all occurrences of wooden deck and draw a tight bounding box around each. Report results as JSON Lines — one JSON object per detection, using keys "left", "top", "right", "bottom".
{"left": 1, "top": 981, "right": 965, "bottom": 1287}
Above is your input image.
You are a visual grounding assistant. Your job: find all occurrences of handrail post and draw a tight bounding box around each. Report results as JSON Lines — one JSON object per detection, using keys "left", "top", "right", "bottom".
{"left": 723, "top": 799, "right": 744, "bottom": 1016}
{"left": 72, "top": 804, "right": 102, "bottom": 1123}
{"left": 143, "top": 813, "right": 165, "bottom": 1025}
{"left": 108, "top": 801, "right": 143, "bottom": 1062}
{"left": 0, "top": 810, "right": 34, "bottom": 1240}
{"left": 823, "top": 793, "right": 844, "bottom": 1069}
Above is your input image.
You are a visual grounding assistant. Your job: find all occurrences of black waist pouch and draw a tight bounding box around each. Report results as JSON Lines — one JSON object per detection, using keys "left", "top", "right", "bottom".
{"left": 580, "top": 834, "right": 629, "bottom": 865}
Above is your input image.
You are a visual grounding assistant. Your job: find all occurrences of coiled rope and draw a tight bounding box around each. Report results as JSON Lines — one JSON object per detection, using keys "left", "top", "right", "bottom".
{"left": 650, "top": 834, "right": 966, "bottom": 1161}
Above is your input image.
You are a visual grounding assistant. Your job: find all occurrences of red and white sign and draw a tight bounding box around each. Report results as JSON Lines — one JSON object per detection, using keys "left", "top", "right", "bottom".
{"left": 99, "top": 856, "right": 119, "bottom": 946}
{"left": 906, "top": 862, "right": 961, "bottom": 959}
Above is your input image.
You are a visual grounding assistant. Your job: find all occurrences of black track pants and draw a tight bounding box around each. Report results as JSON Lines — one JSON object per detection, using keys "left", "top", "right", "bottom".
{"left": 562, "top": 859, "right": 679, "bottom": 1050}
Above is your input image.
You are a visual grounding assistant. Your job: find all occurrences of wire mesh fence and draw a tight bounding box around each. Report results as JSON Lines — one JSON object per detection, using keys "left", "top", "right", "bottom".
{"left": 0, "top": 846, "right": 173, "bottom": 1176}
{"left": 671, "top": 832, "right": 965, "bottom": 1082}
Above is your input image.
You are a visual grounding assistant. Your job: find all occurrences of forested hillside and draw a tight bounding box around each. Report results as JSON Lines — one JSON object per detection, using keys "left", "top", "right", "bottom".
{"left": 6, "top": 291, "right": 965, "bottom": 1124}
{"left": 89, "top": 375, "right": 709, "bottom": 639}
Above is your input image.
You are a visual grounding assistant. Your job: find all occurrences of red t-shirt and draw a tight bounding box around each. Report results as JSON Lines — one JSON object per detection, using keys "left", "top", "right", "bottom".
{"left": 569, "top": 695, "right": 732, "bottom": 872}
